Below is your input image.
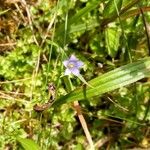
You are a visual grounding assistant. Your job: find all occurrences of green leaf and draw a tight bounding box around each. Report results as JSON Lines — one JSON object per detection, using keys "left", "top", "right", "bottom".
{"left": 53, "top": 57, "right": 150, "bottom": 107}
{"left": 103, "top": 0, "right": 122, "bottom": 18}
{"left": 105, "top": 27, "right": 120, "bottom": 57}
{"left": 17, "top": 137, "right": 41, "bottom": 150}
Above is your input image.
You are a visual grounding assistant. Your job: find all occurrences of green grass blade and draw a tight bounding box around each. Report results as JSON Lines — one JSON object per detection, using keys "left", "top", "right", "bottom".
{"left": 55, "top": 1, "right": 100, "bottom": 44}
{"left": 0, "top": 9, "right": 10, "bottom": 16}
{"left": 52, "top": 57, "right": 150, "bottom": 107}
{"left": 69, "top": 21, "right": 99, "bottom": 33}
{"left": 68, "top": 1, "right": 100, "bottom": 25}
{"left": 103, "top": 0, "right": 122, "bottom": 18}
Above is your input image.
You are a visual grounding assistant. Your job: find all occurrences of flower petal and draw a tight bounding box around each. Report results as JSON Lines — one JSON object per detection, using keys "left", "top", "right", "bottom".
{"left": 77, "top": 61, "right": 84, "bottom": 68}
{"left": 63, "top": 60, "right": 69, "bottom": 67}
{"left": 70, "top": 55, "right": 78, "bottom": 61}
{"left": 64, "top": 68, "right": 71, "bottom": 75}
{"left": 71, "top": 68, "right": 80, "bottom": 76}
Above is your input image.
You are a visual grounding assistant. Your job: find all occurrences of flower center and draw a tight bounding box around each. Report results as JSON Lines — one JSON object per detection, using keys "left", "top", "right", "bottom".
{"left": 68, "top": 63, "right": 75, "bottom": 68}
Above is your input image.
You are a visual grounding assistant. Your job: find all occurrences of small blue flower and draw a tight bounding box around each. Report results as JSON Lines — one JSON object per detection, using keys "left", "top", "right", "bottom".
{"left": 63, "top": 55, "right": 84, "bottom": 76}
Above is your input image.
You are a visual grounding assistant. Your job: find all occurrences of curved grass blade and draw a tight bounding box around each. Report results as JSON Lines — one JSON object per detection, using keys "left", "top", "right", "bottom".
{"left": 55, "top": 1, "right": 100, "bottom": 45}
{"left": 52, "top": 57, "right": 150, "bottom": 107}
{"left": 68, "top": 1, "right": 100, "bottom": 25}
{"left": 121, "top": 7, "right": 150, "bottom": 20}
